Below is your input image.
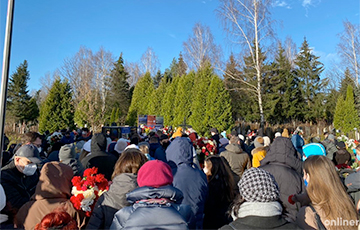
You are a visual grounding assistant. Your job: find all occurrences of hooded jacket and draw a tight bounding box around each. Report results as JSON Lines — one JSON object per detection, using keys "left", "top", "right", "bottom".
{"left": 15, "top": 162, "right": 86, "bottom": 230}
{"left": 166, "top": 137, "right": 208, "bottom": 229}
{"left": 260, "top": 137, "right": 304, "bottom": 222}
{"left": 59, "top": 144, "right": 84, "bottom": 177}
{"left": 87, "top": 173, "right": 138, "bottom": 229}
{"left": 110, "top": 186, "right": 194, "bottom": 230}
{"left": 220, "top": 144, "right": 251, "bottom": 183}
{"left": 81, "top": 133, "right": 117, "bottom": 181}
{"left": 0, "top": 160, "right": 39, "bottom": 213}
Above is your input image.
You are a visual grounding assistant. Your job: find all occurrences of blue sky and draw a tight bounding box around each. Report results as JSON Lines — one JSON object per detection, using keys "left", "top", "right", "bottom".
{"left": 0, "top": 0, "right": 359, "bottom": 92}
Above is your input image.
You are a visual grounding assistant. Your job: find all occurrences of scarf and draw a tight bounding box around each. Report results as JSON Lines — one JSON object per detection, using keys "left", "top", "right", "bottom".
{"left": 232, "top": 201, "right": 283, "bottom": 220}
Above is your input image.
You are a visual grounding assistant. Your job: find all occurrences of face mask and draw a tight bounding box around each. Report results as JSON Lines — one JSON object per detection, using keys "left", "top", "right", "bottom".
{"left": 162, "top": 142, "right": 170, "bottom": 149}
{"left": 357, "top": 155, "right": 360, "bottom": 162}
{"left": 22, "top": 163, "right": 37, "bottom": 176}
{"left": 203, "top": 167, "right": 209, "bottom": 175}
{"left": 304, "top": 178, "right": 308, "bottom": 187}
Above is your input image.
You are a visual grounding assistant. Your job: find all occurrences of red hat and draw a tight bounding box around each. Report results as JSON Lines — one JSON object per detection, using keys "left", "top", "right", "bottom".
{"left": 137, "top": 160, "right": 173, "bottom": 188}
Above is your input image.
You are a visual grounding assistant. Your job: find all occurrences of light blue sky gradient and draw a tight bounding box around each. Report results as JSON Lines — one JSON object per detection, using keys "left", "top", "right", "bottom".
{"left": 0, "top": 0, "right": 359, "bottom": 92}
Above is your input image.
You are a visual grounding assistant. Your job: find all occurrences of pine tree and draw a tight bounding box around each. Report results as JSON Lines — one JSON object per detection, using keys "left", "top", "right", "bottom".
{"left": 223, "top": 54, "right": 243, "bottom": 121}
{"left": 204, "top": 75, "right": 233, "bottom": 133}
{"left": 7, "top": 60, "right": 34, "bottom": 124}
{"left": 162, "top": 76, "right": 179, "bottom": 126}
{"left": 334, "top": 95, "right": 345, "bottom": 131}
{"left": 177, "top": 52, "right": 188, "bottom": 77}
{"left": 189, "top": 62, "right": 213, "bottom": 135}
{"left": 153, "top": 70, "right": 163, "bottom": 88}
{"left": 294, "top": 38, "right": 325, "bottom": 122}
{"left": 39, "top": 79, "right": 74, "bottom": 133}
{"left": 343, "top": 85, "right": 360, "bottom": 134}
{"left": 126, "top": 72, "right": 154, "bottom": 125}
{"left": 172, "top": 71, "right": 195, "bottom": 126}
{"left": 106, "top": 53, "right": 130, "bottom": 125}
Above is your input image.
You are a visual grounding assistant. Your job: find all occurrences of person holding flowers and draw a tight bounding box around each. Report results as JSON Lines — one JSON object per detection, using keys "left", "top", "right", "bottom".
{"left": 15, "top": 162, "right": 87, "bottom": 230}
{"left": 86, "top": 149, "right": 147, "bottom": 229}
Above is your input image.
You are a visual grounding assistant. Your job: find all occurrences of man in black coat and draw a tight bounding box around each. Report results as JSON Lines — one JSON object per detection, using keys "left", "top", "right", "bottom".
{"left": 81, "top": 133, "right": 117, "bottom": 181}
{"left": 1, "top": 144, "right": 41, "bottom": 214}
{"left": 260, "top": 137, "right": 305, "bottom": 222}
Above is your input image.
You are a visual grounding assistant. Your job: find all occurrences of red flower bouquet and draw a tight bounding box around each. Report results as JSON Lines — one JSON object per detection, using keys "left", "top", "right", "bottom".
{"left": 70, "top": 167, "right": 109, "bottom": 217}
{"left": 201, "top": 137, "right": 217, "bottom": 156}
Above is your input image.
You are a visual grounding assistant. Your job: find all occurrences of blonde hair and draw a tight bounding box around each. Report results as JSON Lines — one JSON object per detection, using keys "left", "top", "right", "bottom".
{"left": 139, "top": 145, "right": 149, "bottom": 154}
{"left": 304, "top": 155, "right": 358, "bottom": 230}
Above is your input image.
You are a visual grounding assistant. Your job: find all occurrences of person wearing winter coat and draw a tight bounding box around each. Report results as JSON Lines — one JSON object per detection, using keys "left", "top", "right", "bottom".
{"left": 81, "top": 133, "right": 117, "bottom": 181}
{"left": 86, "top": 149, "right": 148, "bottom": 229}
{"left": 220, "top": 136, "right": 251, "bottom": 183}
{"left": 220, "top": 168, "right": 299, "bottom": 230}
{"left": 203, "top": 156, "right": 236, "bottom": 229}
{"left": 260, "top": 136, "right": 304, "bottom": 222}
{"left": 166, "top": 137, "right": 208, "bottom": 229}
{"left": 110, "top": 160, "right": 194, "bottom": 229}
{"left": 59, "top": 144, "right": 84, "bottom": 176}
{"left": 1, "top": 144, "right": 41, "bottom": 214}
{"left": 251, "top": 136, "right": 267, "bottom": 168}
{"left": 291, "top": 127, "right": 305, "bottom": 158}
{"left": 15, "top": 162, "right": 86, "bottom": 230}
{"left": 321, "top": 132, "right": 338, "bottom": 161}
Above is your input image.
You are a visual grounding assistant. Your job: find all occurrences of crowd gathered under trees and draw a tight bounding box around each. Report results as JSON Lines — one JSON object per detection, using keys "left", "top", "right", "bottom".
{"left": 1, "top": 0, "right": 359, "bottom": 229}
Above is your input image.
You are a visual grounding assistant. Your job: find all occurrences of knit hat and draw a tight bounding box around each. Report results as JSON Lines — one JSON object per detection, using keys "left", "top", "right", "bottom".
{"left": 221, "top": 131, "right": 227, "bottom": 139}
{"left": 115, "top": 138, "right": 130, "bottom": 154}
{"left": 238, "top": 134, "right": 245, "bottom": 141}
{"left": 59, "top": 144, "right": 76, "bottom": 161}
{"left": 15, "top": 144, "right": 42, "bottom": 164}
{"left": 274, "top": 132, "right": 281, "bottom": 138}
{"left": 124, "top": 144, "right": 140, "bottom": 151}
{"left": 254, "top": 136, "right": 264, "bottom": 148}
{"left": 231, "top": 130, "right": 238, "bottom": 136}
{"left": 137, "top": 160, "right": 173, "bottom": 188}
{"left": 159, "top": 134, "right": 169, "bottom": 141}
{"left": 172, "top": 127, "right": 183, "bottom": 139}
{"left": 238, "top": 168, "right": 280, "bottom": 202}
{"left": 138, "top": 141, "right": 150, "bottom": 149}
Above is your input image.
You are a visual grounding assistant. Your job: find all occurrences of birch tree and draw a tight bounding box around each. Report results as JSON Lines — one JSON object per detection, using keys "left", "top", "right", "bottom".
{"left": 217, "top": 0, "right": 274, "bottom": 127}
{"left": 141, "top": 47, "right": 161, "bottom": 77}
{"left": 337, "top": 20, "right": 360, "bottom": 87}
{"left": 183, "top": 23, "right": 222, "bottom": 71}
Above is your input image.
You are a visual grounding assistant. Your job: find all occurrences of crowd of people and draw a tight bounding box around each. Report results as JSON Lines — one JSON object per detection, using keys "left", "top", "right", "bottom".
{"left": 0, "top": 125, "right": 360, "bottom": 230}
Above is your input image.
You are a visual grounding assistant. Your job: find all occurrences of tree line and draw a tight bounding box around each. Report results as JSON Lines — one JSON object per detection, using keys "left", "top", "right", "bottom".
{"left": 4, "top": 0, "right": 359, "bottom": 136}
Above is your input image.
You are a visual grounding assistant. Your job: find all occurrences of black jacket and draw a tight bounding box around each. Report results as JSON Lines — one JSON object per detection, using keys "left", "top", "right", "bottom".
{"left": 220, "top": 215, "right": 300, "bottom": 229}
{"left": 0, "top": 160, "right": 39, "bottom": 212}
{"left": 260, "top": 137, "right": 304, "bottom": 222}
{"left": 87, "top": 173, "right": 138, "bottom": 229}
{"left": 81, "top": 133, "right": 117, "bottom": 181}
{"left": 110, "top": 186, "right": 194, "bottom": 230}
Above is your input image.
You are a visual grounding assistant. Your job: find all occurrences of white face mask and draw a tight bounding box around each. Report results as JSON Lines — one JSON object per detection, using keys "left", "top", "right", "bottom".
{"left": 22, "top": 163, "right": 37, "bottom": 176}
{"left": 203, "top": 167, "right": 209, "bottom": 175}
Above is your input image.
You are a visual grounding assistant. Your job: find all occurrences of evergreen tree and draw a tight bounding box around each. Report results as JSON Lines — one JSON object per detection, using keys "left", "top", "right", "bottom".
{"left": 39, "top": 79, "right": 74, "bottom": 133}
{"left": 162, "top": 76, "right": 179, "bottom": 126}
{"left": 265, "top": 44, "right": 302, "bottom": 123}
{"left": 343, "top": 85, "right": 360, "bottom": 133}
{"left": 106, "top": 53, "right": 130, "bottom": 125}
{"left": 74, "top": 99, "right": 89, "bottom": 128}
{"left": 172, "top": 71, "right": 195, "bottom": 126}
{"left": 177, "top": 52, "right": 188, "bottom": 76}
{"left": 189, "top": 62, "right": 213, "bottom": 135}
{"left": 148, "top": 74, "right": 169, "bottom": 116}
{"left": 110, "top": 108, "right": 116, "bottom": 124}
{"left": 324, "top": 89, "right": 339, "bottom": 124}
{"left": 7, "top": 60, "right": 34, "bottom": 124}
{"left": 294, "top": 38, "right": 325, "bottom": 122}
{"left": 223, "top": 54, "right": 243, "bottom": 121}
{"left": 153, "top": 70, "right": 163, "bottom": 88}
{"left": 339, "top": 68, "right": 355, "bottom": 98}
{"left": 126, "top": 72, "right": 154, "bottom": 125}
{"left": 334, "top": 95, "right": 345, "bottom": 132}
{"left": 204, "top": 75, "right": 233, "bottom": 133}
